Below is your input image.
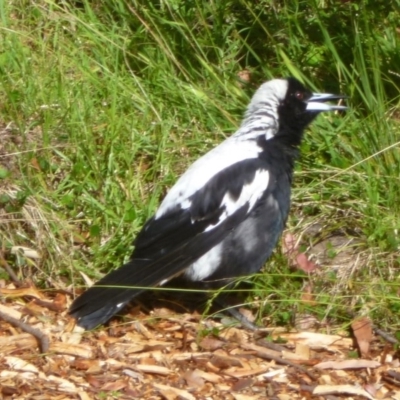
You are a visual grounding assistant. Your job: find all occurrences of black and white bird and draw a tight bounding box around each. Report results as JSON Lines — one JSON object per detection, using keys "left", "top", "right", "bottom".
{"left": 70, "top": 77, "right": 346, "bottom": 330}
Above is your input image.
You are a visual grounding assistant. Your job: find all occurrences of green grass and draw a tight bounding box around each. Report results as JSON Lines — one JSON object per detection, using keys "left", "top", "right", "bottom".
{"left": 1, "top": 0, "right": 400, "bottom": 332}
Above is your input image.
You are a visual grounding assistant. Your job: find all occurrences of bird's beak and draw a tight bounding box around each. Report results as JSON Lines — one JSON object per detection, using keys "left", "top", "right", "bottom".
{"left": 306, "top": 93, "right": 347, "bottom": 111}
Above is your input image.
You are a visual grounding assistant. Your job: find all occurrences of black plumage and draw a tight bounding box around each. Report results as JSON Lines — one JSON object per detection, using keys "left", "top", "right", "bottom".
{"left": 70, "top": 77, "right": 346, "bottom": 329}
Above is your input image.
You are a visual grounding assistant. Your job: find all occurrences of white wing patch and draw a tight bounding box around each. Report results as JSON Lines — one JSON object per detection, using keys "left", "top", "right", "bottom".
{"left": 156, "top": 138, "right": 263, "bottom": 218}
{"left": 155, "top": 80, "right": 289, "bottom": 220}
{"left": 184, "top": 170, "right": 269, "bottom": 281}
{"left": 204, "top": 168, "right": 269, "bottom": 232}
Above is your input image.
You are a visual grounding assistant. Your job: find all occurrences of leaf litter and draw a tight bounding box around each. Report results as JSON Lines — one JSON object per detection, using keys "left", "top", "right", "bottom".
{"left": 1, "top": 283, "right": 400, "bottom": 399}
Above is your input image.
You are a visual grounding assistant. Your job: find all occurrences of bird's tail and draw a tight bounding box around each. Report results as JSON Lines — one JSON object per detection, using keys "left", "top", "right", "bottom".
{"left": 69, "top": 259, "right": 151, "bottom": 330}
{"left": 70, "top": 247, "right": 195, "bottom": 330}
{"left": 70, "top": 206, "right": 249, "bottom": 330}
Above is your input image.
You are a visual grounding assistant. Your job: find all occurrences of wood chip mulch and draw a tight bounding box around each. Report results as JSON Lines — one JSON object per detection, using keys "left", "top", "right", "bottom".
{"left": 1, "top": 284, "right": 400, "bottom": 400}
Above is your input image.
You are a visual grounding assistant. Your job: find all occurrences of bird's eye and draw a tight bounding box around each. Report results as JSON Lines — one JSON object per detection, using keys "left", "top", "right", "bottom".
{"left": 295, "top": 91, "right": 304, "bottom": 100}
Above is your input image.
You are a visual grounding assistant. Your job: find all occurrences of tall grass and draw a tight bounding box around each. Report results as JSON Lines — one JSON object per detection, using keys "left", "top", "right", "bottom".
{"left": 1, "top": 0, "right": 400, "bottom": 329}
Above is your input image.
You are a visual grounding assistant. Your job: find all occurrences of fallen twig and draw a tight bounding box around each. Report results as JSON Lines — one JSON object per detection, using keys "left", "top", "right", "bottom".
{"left": 373, "top": 326, "right": 399, "bottom": 345}
{"left": 382, "top": 370, "right": 400, "bottom": 387}
{"left": 0, "top": 250, "right": 21, "bottom": 286}
{"left": 241, "top": 342, "right": 317, "bottom": 381}
{"left": 0, "top": 310, "right": 49, "bottom": 353}
{"left": 255, "top": 350, "right": 317, "bottom": 381}
{"left": 256, "top": 338, "right": 288, "bottom": 352}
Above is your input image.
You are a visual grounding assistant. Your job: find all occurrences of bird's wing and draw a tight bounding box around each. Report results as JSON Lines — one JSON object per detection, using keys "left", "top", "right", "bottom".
{"left": 70, "top": 157, "right": 270, "bottom": 329}
{"left": 135, "top": 157, "right": 270, "bottom": 252}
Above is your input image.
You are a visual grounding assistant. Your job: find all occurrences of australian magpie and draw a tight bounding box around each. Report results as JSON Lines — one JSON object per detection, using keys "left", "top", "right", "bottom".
{"left": 70, "top": 77, "right": 346, "bottom": 330}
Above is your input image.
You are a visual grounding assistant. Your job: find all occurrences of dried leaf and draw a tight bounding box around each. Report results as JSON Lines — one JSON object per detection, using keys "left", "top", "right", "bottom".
{"left": 295, "top": 253, "right": 318, "bottom": 272}
{"left": 33, "top": 293, "right": 66, "bottom": 311}
{"left": 282, "top": 233, "right": 318, "bottom": 272}
{"left": 351, "top": 317, "right": 373, "bottom": 357}
{"left": 101, "top": 380, "right": 127, "bottom": 391}
{"left": 199, "top": 336, "right": 225, "bottom": 351}
{"left": 231, "top": 378, "right": 253, "bottom": 392}
{"left": 0, "top": 286, "right": 43, "bottom": 299}
{"left": 191, "top": 369, "right": 221, "bottom": 383}
{"left": 135, "top": 364, "right": 172, "bottom": 375}
{"left": 313, "top": 384, "right": 375, "bottom": 399}
{"left": 153, "top": 383, "right": 196, "bottom": 400}
{"left": 183, "top": 369, "right": 205, "bottom": 389}
{"left": 73, "top": 359, "right": 102, "bottom": 373}
{"left": 86, "top": 375, "right": 102, "bottom": 388}
{"left": 210, "top": 354, "right": 243, "bottom": 369}
{"left": 315, "top": 359, "right": 380, "bottom": 369}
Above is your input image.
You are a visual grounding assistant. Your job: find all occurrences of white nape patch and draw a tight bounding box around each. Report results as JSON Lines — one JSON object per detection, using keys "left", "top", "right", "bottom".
{"left": 237, "top": 79, "right": 289, "bottom": 141}
{"left": 248, "top": 79, "right": 288, "bottom": 110}
{"left": 234, "top": 111, "right": 278, "bottom": 141}
{"left": 156, "top": 138, "right": 263, "bottom": 218}
{"left": 204, "top": 168, "right": 270, "bottom": 232}
{"left": 184, "top": 242, "right": 223, "bottom": 281}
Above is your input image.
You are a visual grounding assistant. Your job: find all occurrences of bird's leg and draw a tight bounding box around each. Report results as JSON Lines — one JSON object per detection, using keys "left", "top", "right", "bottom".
{"left": 214, "top": 296, "right": 260, "bottom": 331}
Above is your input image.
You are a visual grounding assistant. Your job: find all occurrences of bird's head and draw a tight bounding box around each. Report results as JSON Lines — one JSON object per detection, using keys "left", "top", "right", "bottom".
{"left": 277, "top": 77, "right": 347, "bottom": 129}
{"left": 245, "top": 77, "right": 347, "bottom": 146}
